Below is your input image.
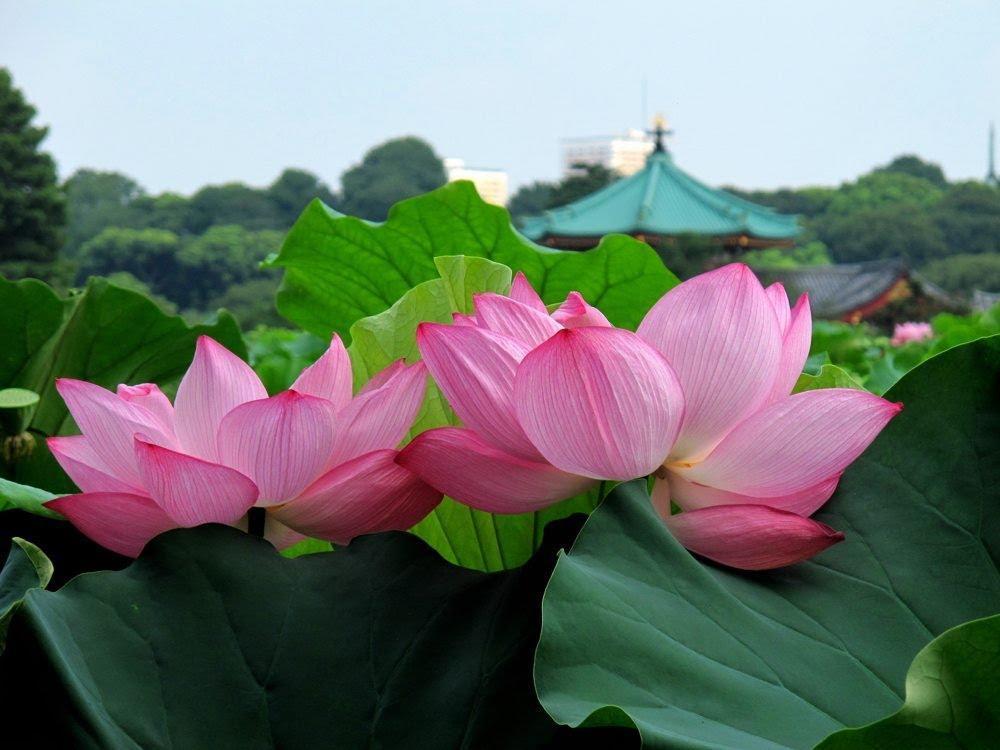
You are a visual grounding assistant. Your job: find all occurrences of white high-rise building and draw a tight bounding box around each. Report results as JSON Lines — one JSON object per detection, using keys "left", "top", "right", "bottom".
{"left": 444, "top": 158, "right": 509, "bottom": 206}
{"left": 561, "top": 128, "right": 655, "bottom": 177}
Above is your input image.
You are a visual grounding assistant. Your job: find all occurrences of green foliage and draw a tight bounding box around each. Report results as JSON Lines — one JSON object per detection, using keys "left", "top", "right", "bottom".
{"left": 0, "top": 275, "right": 245, "bottom": 495}
{"left": 509, "top": 164, "right": 619, "bottom": 220}
{"left": 0, "top": 478, "right": 60, "bottom": 519}
{"left": 818, "top": 204, "right": 948, "bottom": 264}
{"left": 793, "top": 363, "right": 864, "bottom": 392}
{"left": 265, "top": 168, "right": 338, "bottom": 226}
{"left": 920, "top": 252, "right": 1000, "bottom": 294}
{"left": 874, "top": 153, "right": 948, "bottom": 188}
{"left": 724, "top": 185, "right": 836, "bottom": 218}
{"left": 0, "top": 518, "right": 608, "bottom": 748}
{"left": 338, "top": 136, "right": 446, "bottom": 221}
{"left": 534, "top": 336, "right": 1000, "bottom": 748}
{"left": 825, "top": 172, "right": 944, "bottom": 216}
{"left": 743, "top": 240, "right": 832, "bottom": 269}
{"left": 817, "top": 614, "right": 1000, "bottom": 749}
{"left": 246, "top": 326, "right": 328, "bottom": 394}
{"left": 271, "top": 181, "right": 678, "bottom": 341}
{"left": 346, "top": 255, "right": 602, "bottom": 570}
{"left": 185, "top": 182, "right": 282, "bottom": 234}
{"left": 62, "top": 169, "right": 144, "bottom": 257}
{"left": 77, "top": 226, "right": 183, "bottom": 293}
{"left": 931, "top": 181, "right": 1000, "bottom": 257}
{"left": 0, "top": 68, "right": 65, "bottom": 278}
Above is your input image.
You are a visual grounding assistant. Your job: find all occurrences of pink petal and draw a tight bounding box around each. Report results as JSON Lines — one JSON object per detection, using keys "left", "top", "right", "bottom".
{"left": 48, "top": 436, "right": 141, "bottom": 494}
{"left": 510, "top": 271, "right": 547, "bottom": 313}
{"left": 46, "top": 492, "right": 177, "bottom": 558}
{"left": 473, "top": 292, "right": 562, "bottom": 348}
{"left": 514, "top": 327, "right": 685, "bottom": 480}
{"left": 217, "top": 391, "right": 336, "bottom": 505}
{"left": 664, "top": 504, "right": 845, "bottom": 570}
{"left": 273, "top": 449, "right": 441, "bottom": 545}
{"left": 765, "top": 282, "right": 791, "bottom": 334}
{"left": 135, "top": 439, "right": 259, "bottom": 526}
{"left": 769, "top": 294, "right": 813, "bottom": 402}
{"left": 451, "top": 312, "right": 479, "bottom": 327}
{"left": 174, "top": 336, "right": 267, "bottom": 462}
{"left": 264, "top": 516, "right": 307, "bottom": 550}
{"left": 56, "top": 379, "right": 176, "bottom": 488}
{"left": 327, "top": 361, "right": 427, "bottom": 466}
{"left": 291, "top": 334, "right": 353, "bottom": 412}
{"left": 416, "top": 323, "right": 541, "bottom": 460}
{"left": 637, "top": 263, "right": 782, "bottom": 460}
{"left": 551, "top": 291, "right": 612, "bottom": 329}
{"left": 116, "top": 384, "right": 176, "bottom": 436}
{"left": 397, "top": 427, "right": 595, "bottom": 513}
{"left": 668, "top": 471, "right": 840, "bottom": 517}
{"left": 679, "top": 389, "right": 902, "bottom": 496}
{"left": 359, "top": 359, "right": 406, "bottom": 394}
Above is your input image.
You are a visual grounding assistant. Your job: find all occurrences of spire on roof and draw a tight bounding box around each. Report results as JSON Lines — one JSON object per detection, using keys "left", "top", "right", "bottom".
{"left": 648, "top": 113, "right": 673, "bottom": 154}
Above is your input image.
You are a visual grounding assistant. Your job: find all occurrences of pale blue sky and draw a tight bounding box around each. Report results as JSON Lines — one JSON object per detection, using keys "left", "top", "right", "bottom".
{"left": 3, "top": 0, "right": 998, "bottom": 194}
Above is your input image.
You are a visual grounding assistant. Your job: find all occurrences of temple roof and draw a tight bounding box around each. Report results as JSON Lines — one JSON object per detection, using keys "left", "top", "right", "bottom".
{"left": 521, "top": 150, "right": 801, "bottom": 243}
{"left": 753, "top": 259, "right": 909, "bottom": 319}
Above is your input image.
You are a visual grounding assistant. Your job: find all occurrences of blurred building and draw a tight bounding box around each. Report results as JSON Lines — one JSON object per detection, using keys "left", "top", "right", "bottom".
{"left": 444, "top": 158, "right": 509, "bottom": 206}
{"left": 561, "top": 128, "right": 655, "bottom": 177}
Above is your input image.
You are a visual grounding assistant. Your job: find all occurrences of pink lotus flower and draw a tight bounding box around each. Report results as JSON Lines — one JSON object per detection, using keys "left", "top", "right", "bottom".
{"left": 47, "top": 336, "right": 441, "bottom": 557}
{"left": 891, "top": 321, "right": 933, "bottom": 347}
{"left": 398, "top": 273, "right": 686, "bottom": 512}
{"left": 636, "top": 264, "right": 901, "bottom": 569}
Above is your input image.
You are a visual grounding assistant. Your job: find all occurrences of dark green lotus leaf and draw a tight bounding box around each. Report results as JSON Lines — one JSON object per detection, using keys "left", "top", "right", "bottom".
{"left": 270, "top": 181, "right": 678, "bottom": 340}
{"left": 534, "top": 335, "right": 1000, "bottom": 749}
{"left": 0, "top": 516, "right": 634, "bottom": 749}
{"left": 0, "top": 537, "right": 51, "bottom": 649}
{"left": 817, "top": 614, "right": 1000, "bottom": 749}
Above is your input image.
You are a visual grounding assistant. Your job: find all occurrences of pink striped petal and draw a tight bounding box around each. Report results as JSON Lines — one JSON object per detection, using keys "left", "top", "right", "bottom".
{"left": 291, "top": 335, "right": 353, "bottom": 412}
{"left": 273, "top": 449, "right": 440, "bottom": 544}
{"left": 679, "top": 389, "right": 902, "bottom": 496}
{"left": 452, "top": 312, "right": 478, "bottom": 327}
{"left": 551, "top": 291, "right": 612, "bottom": 329}
{"left": 217, "top": 391, "right": 336, "bottom": 505}
{"left": 473, "top": 293, "right": 562, "bottom": 348}
{"left": 637, "top": 263, "right": 782, "bottom": 460}
{"left": 327, "top": 361, "right": 427, "bottom": 466}
{"left": 668, "top": 471, "right": 840, "bottom": 517}
{"left": 135, "top": 439, "right": 259, "bottom": 526}
{"left": 769, "top": 293, "right": 813, "bottom": 402}
{"left": 765, "top": 282, "right": 791, "bottom": 334}
{"left": 48, "top": 436, "right": 141, "bottom": 494}
{"left": 664, "top": 504, "right": 845, "bottom": 570}
{"left": 397, "top": 427, "right": 595, "bottom": 513}
{"left": 174, "top": 336, "right": 266, "bottom": 462}
{"left": 416, "top": 323, "right": 541, "bottom": 460}
{"left": 264, "top": 516, "right": 307, "bottom": 550}
{"left": 116, "top": 384, "right": 176, "bottom": 436}
{"left": 46, "top": 492, "right": 177, "bottom": 558}
{"left": 510, "top": 271, "right": 547, "bottom": 313}
{"left": 56, "top": 379, "right": 176, "bottom": 488}
{"left": 514, "top": 327, "right": 684, "bottom": 480}
{"left": 359, "top": 359, "right": 406, "bottom": 395}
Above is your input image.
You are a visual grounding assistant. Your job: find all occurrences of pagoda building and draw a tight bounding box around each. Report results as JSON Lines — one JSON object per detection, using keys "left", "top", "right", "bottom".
{"left": 522, "top": 118, "right": 800, "bottom": 250}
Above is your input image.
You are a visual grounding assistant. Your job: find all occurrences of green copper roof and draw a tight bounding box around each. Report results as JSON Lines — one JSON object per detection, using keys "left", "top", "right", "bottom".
{"left": 521, "top": 151, "right": 800, "bottom": 242}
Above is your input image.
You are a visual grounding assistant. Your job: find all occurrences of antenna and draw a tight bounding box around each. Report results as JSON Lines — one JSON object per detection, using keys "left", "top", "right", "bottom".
{"left": 988, "top": 122, "right": 998, "bottom": 186}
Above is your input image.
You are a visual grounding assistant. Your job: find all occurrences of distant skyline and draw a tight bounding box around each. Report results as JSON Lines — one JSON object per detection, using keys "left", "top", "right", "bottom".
{"left": 3, "top": 0, "right": 998, "bottom": 196}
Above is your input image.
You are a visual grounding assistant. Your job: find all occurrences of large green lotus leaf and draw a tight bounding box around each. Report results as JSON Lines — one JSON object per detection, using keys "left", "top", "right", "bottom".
{"left": 817, "top": 614, "right": 1000, "bottom": 749}
{"left": 0, "top": 518, "right": 635, "bottom": 749}
{"left": 534, "top": 335, "right": 1000, "bottom": 749}
{"left": 0, "top": 275, "right": 245, "bottom": 494}
{"left": 348, "top": 254, "right": 599, "bottom": 571}
{"left": 270, "top": 181, "right": 678, "bottom": 340}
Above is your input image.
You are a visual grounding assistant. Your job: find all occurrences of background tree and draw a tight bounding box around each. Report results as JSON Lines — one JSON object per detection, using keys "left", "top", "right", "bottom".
{"left": 920, "top": 253, "right": 1000, "bottom": 293}
{"left": 338, "top": 136, "right": 446, "bottom": 221}
{"left": 507, "top": 164, "right": 619, "bottom": 222}
{"left": 62, "top": 170, "right": 144, "bottom": 256}
{"left": 267, "top": 168, "right": 338, "bottom": 225}
{"left": 874, "top": 154, "right": 948, "bottom": 188}
{"left": 185, "top": 183, "right": 282, "bottom": 234}
{"left": 0, "top": 68, "right": 66, "bottom": 280}
{"left": 76, "top": 227, "right": 182, "bottom": 295}
{"left": 507, "top": 182, "right": 553, "bottom": 219}
{"left": 176, "top": 225, "right": 281, "bottom": 309}
{"left": 932, "top": 181, "right": 1000, "bottom": 256}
